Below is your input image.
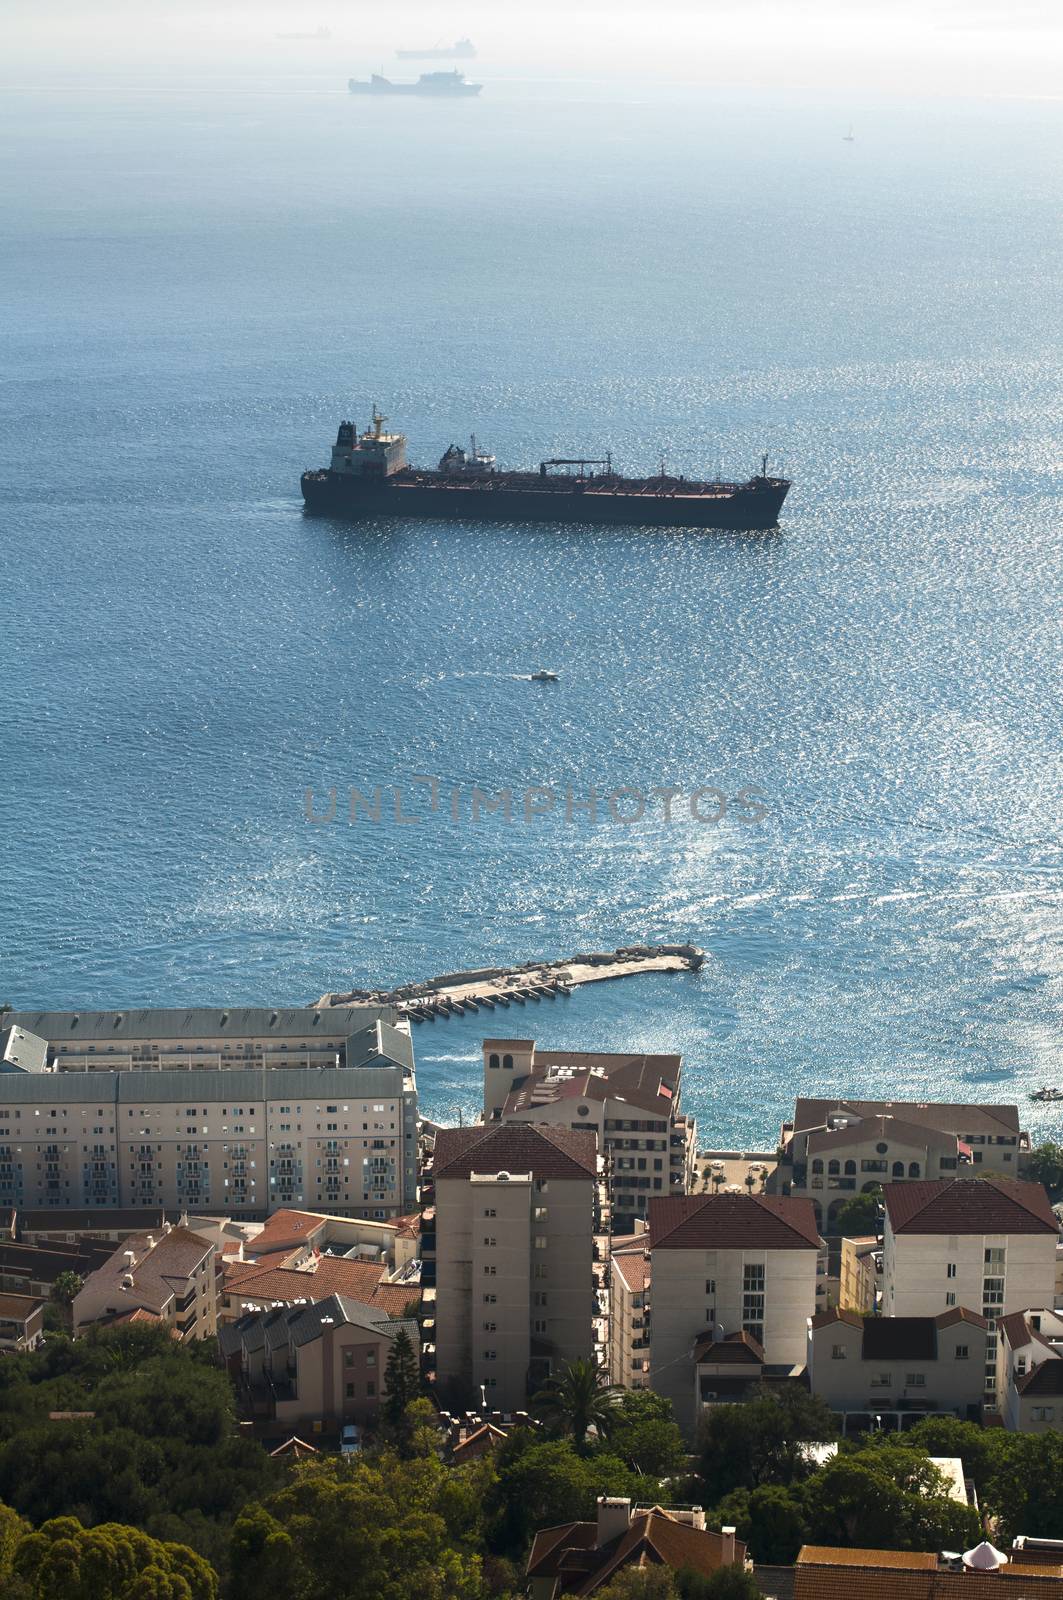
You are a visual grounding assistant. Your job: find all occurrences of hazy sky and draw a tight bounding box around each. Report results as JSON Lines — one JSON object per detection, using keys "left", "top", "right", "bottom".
{"left": 2, "top": 0, "right": 1063, "bottom": 97}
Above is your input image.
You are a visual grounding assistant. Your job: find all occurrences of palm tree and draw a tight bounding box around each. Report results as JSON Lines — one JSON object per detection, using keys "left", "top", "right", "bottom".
{"left": 531, "top": 1357, "right": 621, "bottom": 1448}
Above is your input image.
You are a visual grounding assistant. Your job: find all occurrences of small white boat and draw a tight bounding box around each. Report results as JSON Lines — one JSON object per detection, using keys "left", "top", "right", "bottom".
{"left": 530, "top": 670, "right": 559, "bottom": 682}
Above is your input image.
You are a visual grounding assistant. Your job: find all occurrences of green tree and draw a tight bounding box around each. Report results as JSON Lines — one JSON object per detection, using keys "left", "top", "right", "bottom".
{"left": 531, "top": 1359, "right": 621, "bottom": 1449}
{"left": 678, "top": 1565, "right": 762, "bottom": 1600}
{"left": 596, "top": 1567, "right": 678, "bottom": 1600}
{"left": 694, "top": 1387, "right": 836, "bottom": 1503}
{"left": 230, "top": 1455, "right": 483, "bottom": 1600}
{"left": 1025, "top": 1142, "right": 1063, "bottom": 1197}
{"left": 384, "top": 1329, "right": 422, "bottom": 1428}
{"left": 14, "top": 1515, "right": 218, "bottom": 1600}
{"left": 50, "top": 1271, "right": 83, "bottom": 1308}
{"left": 804, "top": 1451, "right": 979, "bottom": 1551}
{"left": 487, "top": 1438, "right": 640, "bottom": 1554}
{"left": 604, "top": 1391, "right": 686, "bottom": 1477}
{"left": 0, "top": 1502, "right": 31, "bottom": 1577}
{"left": 982, "top": 1431, "right": 1063, "bottom": 1543}
{"left": 832, "top": 1187, "right": 883, "bottom": 1235}
{"left": 724, "top": 1483, "right": 809, "bottom": 1565}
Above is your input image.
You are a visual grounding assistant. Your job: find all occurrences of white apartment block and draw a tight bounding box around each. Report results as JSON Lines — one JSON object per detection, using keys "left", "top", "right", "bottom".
{"left": 882, "top": 1177, "right": 1059, "bottom": 1404}
{"left": 997, "top": 1309, "right": 1063, "bottom": 1432}
{"left": 433, "top": 1122, "right": 599, "bottom": 1411}
{"left": 482, "top": 1038, "right": 696, "bottom": 1232}
{"left": 73, "top": 1222, "right": 217, "bottom": 1339}
{"left": 774, "top": 1097, "right": 1026, "bottom": 1234}
{"left": 648, "top": 1192, "right": 822, "bottom": 1437}
{"left": 0, "top": 1008, "right": 418, "bottom": 1219}
{"left": 807, "top": 1306, "right": 988, "bottom": 1430}
{"left": 609, "top": 1231, "right": 652, "bottom": 1389}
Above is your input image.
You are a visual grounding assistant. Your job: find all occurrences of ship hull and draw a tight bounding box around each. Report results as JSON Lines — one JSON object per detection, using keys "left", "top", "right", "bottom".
{"left": 301, "top": 472, "right": 788, "bottom": 530}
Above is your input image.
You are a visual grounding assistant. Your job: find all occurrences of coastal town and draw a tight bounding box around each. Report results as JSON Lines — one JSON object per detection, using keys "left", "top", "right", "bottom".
{"left": 0, "top": 1001, "right": 1061, "bottom": 1597}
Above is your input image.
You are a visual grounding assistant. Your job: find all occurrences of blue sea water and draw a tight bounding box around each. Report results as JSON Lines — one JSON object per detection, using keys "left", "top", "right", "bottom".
{"left": 1, "top": 75, "right": 1061, "bottom": 1144}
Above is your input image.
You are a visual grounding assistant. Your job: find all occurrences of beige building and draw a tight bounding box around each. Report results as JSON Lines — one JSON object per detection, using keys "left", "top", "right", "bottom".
{"left": 648, "top": 1192, "right": 822, "bottom": 1436}
{"left": 482, "top": 1038, "right": 696, "bottom": 1233}
{"left": 608, "top": 1231, "right": 651, "bottom": 1389}
{"left": 219, "top": 1291, "right": 418, "bottom": 1429}
{"left": 73, "top": 1223, "right": 217, "bottom": 1339}
{"left": 997, "top": 1309, "right": 1063, "bottom": 1432}
{"left": 882, "top": 1177, "right": 1059, "bottom": 1404}
{"left": 433, "top": 1122, "right": 599, "bottom": 1411}
{"left": 0, "top": 1292, "right": 45, "bottom": 1351}
{"left": 807, "top": 1307, "right": 987, "bottom": 1430}
{"left": 774, "top": 1098, "right": 1027, "bottom": 1233}
{"left": 0, "top": 1008, "right": 418, "bottom": 1219}
{"left": 838, "top": 1235, "right": 879, "bottom": 1313}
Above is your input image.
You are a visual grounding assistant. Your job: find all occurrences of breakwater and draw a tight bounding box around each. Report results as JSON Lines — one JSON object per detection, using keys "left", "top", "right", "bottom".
{"left": 315, "top": 943, "right": 705, "bottom": 1023}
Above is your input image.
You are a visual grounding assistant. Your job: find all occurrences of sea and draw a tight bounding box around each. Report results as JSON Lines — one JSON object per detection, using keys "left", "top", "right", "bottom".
{"left": 1, "top": 70, "right": 1061, "bottom": 1146}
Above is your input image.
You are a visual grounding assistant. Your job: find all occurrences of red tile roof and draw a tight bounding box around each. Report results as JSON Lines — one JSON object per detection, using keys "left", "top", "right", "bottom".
{"left": 434, "top": 1122, "right": 598, "bottom": 1181}
{"left": 693, "top": 1330, "right": 765, "bottom": 1364}
{"left": 225, "top": 1254, "right": 389, "bottom": 1307}
{"left": 799, "top": 1548, "right": 937, "bottom": 1570}
{"left": 528, "top": 1512, "right": 746, "bottom": 1595}
{"left": 793, "top": 1099, "right": 1021, "bottom": 1138}
{"left": 884, "top": 1177, "right": 1058, "bottom": 1235}
{"left": 650, "top": 1192, "right": 821, "bottom": 1251}
{"left": 610, "top": 1250, "right": 651, "bottom": 1295}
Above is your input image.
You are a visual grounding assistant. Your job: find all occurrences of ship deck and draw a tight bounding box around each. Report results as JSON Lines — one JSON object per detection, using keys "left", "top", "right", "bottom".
{"left": 375, "top": 469, "right": 789, "bottom": 500}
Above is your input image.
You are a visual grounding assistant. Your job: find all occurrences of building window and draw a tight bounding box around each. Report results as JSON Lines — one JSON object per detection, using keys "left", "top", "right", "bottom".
{"left": 892, "top": 1161, "right": 904, "bottom": 1177}
{"left": 742, "top": 1262, "right": 765, "bottom": 1343}
{"left": 484, "top": 1208, "right": 496, "bottom": 1218}
{"left": 908, "top": 1162, "right": 920, "bottom": 1177}
{"left": 844, "top": 1159, "right": 856, "bottom": 1176}
{"left": 831, "top": 1344, "right": 846, "bottom": 1360}
{"left": 905, "top": 1373, "right": 926, "bottom": 1387}
{"left": 945, "top": 1292, "right": 957, "bottom": 1307}
{"left": 344, "top": 1349, "right": 355, "bottom": 1368}
{"left": 484, "top": 1350, "right": 496, "bottom": 1361}
{"left": 534, "top": 1206, "right": 548, "bottom": 1220}
{"left": 534, "top": 1236, "right": 547, "bottom": 1249}
{"left": 483, "top": 1293, "right": 497, "bottom": 1304}
{"left": 811, "top": 1159, "right": 823, "bottom": 1175}
{"left": 483, "top": 1266, "right": 496, "bottom": 1276}
{"left": 483, "top": 1321, "right": 496, "bottom": 1332}
{"left": 828, "top": 1160, "right": 840, "bottom": 1176}
{"left": 955, "top": 1345, "right": 969, "bottom": 1360}
{"left": 705, "top": 1279, "right": 716, "bottom": 1295}
{"left": 346, "top": 1382, "right": 355, "bottom": 1398}
{"left": 984, "top": 1247, "right": 1005, "bottom": 1268}
{"left": 870, "top": 1373, "right": 892, "bottom": 1388}
{"left": 533, "top": 1319, "right": 547, "bottom": 1335}
{"left": 1033, "top": 1407, "right": 1054, "bottom": 1422}
{"left": 367, "top": 1381, "right": 376, "bottom": 1397}
{"left": 483, "top": 1237, "right": 496, "bottom": 1247}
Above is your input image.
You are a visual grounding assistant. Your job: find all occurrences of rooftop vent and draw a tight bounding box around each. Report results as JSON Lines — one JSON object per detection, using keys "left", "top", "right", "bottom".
{"left": 963, "top": 1542, "right": 1008, "bottom": 1571}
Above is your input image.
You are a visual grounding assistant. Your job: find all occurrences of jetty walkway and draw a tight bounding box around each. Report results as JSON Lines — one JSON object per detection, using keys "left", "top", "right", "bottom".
{"left": 314, "top": 943, "right": 705, "bottom": 1023}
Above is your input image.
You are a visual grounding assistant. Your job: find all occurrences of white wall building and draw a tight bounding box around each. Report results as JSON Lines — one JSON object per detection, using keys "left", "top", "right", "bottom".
{"left": 882, "top": 1177, "right": 1059, "bottom": 1404}
{"left": 648, "top": 1192, "right": 822, "bottom": 1436}
{"left": 997, "top": 1309, "right": 1063, "bottom": 1432}
{"left": 808, "top": 1306, "right": 987, "bottom": 1429}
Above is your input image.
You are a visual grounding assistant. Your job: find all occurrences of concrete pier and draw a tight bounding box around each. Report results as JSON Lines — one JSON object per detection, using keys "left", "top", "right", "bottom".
{"left": 314, "top": 942, "right": 705, "bottom": 1023}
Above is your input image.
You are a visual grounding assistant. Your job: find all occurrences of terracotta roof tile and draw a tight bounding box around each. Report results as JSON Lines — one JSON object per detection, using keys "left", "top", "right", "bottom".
{"left": 650, "top": 1192, "right": 821, "bottom": 1251}
{"left": 225, "top": 1254, "right": 388, "bottom": 1305}
{"left": 434, "top": 1122, "right": 598, "bottom": 1181}
{"left": 799, "top": 1547, "right": 937, "bottom": 1570}
{"left": 884, "top": 1178, "right": 1057, "bottom": 1235}
{"left": 793, "top": 1099, "right": 1021, "bottom": 1138}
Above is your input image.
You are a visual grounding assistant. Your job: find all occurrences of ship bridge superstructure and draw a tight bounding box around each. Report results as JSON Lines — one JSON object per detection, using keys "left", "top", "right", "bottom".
{"left": 330, "top": 409, "right": 408, "bottom": 478}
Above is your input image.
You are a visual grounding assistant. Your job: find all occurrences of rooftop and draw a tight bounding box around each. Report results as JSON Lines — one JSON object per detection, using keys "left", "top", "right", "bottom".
{"left": 792, "top": 1098, "right": 1021, "bottom": 1139}
{"left": 503, "top": 1047, "right": 683, "bottom": 1118}
{"left": 884, "top": 1177, "right": 1058, "bottom": 1236}
{"left": 4, "top": 1005, "right": 393, "bottom": 1043}
{"left": 79, "top": 1226, "right": 213, "bottom": 1315}
{"left": 434, "top": 1122, "right": 599, "bottom": 1182}
{"left": 650, "top": 1192, "right": 821, "bottom": 1251}
{"left": 528, "top": 1509, "right": 746, "bottom": 1595}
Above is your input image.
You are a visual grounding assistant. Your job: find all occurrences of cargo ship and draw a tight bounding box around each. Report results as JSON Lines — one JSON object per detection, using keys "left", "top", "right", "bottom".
{"left": 301, "top": 412, "right": 791, "bottom": 530}
{"left": 348, "top": 70, "right": 481, "bottom": 96}
{"left": 397, "top": 38, "right": 476, "bottom": 60}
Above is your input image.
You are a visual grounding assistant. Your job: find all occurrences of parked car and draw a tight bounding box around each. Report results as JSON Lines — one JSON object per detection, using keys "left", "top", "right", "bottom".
{"left": 340, "top": 1423, "right": 361, "bottom": 1456}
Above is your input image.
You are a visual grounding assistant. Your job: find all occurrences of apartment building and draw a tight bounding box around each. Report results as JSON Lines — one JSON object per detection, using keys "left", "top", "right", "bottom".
{"left": 433, "top": 1122, "right": 599, "bottom": 1410}
{"left": 773, "top": 1097, "right": 1026, "bottom": 1233}
{"left": 219, "top": 1292, "right": 419, "bottom": 1429}
{"left": 608, "top": 1231, "right": 651, "bottom": 1389}
{"left": 882, "top": 1177, "right": 1059, "bottom": 1405}
{"left": 0, "top": 1008, "right": 418, "bottom": 1219}
{"left": 808, "top": 1307, "right": 987, "bottom": 1429}
{"left": 648, "top": 1192, "right": 822, "bottom": 1436}
{"left": 482, "top": 1038, "right": 696, "bottom": 1231}
{"left": 73, "top": 1223, "right": 217, "bottom": 1339}
{"left": 997, "top": 1309, "right": 1063, "bottom": 1432}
